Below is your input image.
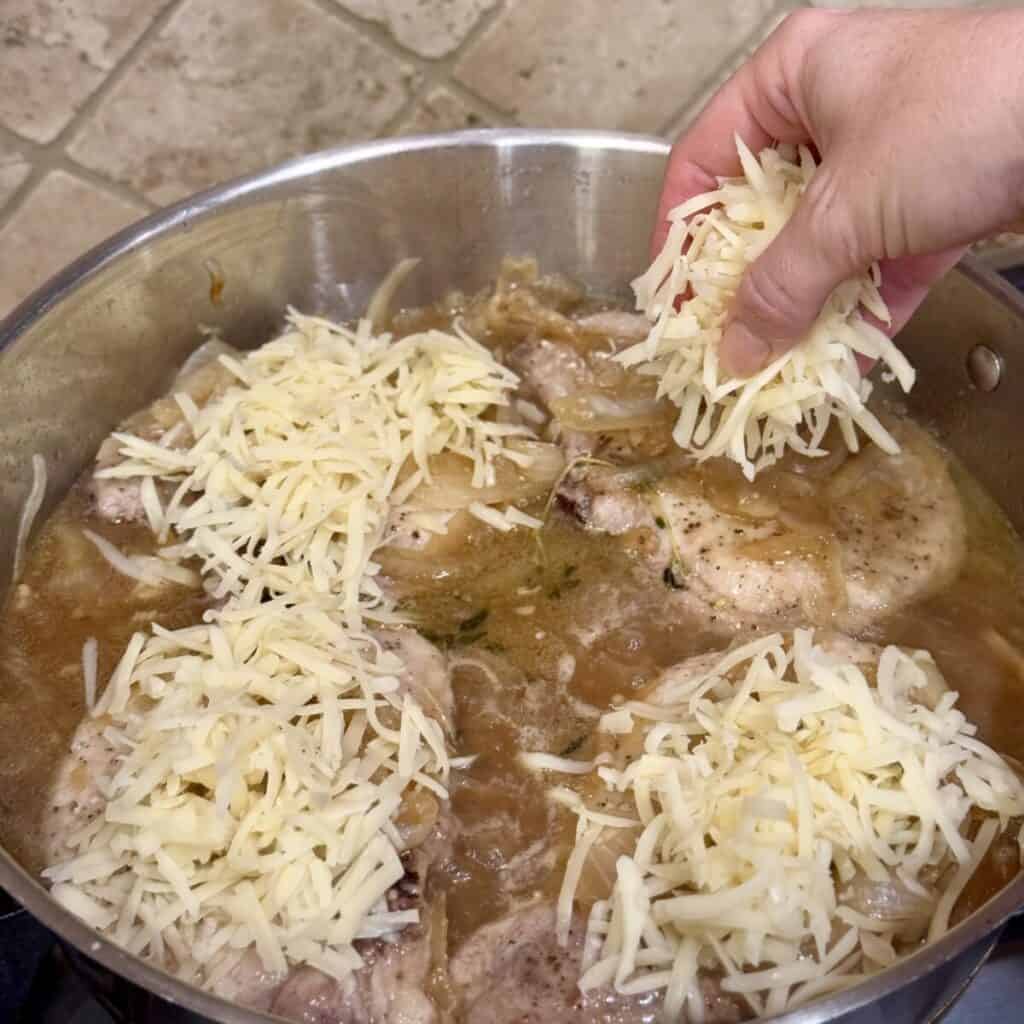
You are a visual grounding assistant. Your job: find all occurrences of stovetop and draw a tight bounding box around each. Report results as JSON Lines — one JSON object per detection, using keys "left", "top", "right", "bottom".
{"left": 4, "top": 264, "right": 1024, "bottom": 1023}
{"left": 1002, "top": 262, "right": 1024, "bottom": 293}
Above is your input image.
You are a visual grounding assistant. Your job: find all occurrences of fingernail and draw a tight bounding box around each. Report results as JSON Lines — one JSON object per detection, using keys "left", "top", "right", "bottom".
{"left": 721, "top": 322, "right": 771, "bottom": 377}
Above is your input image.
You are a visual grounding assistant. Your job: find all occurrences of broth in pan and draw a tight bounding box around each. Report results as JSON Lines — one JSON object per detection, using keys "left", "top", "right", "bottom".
{"left": 2, "top": 259, "right": 1022, "bottom": 1024}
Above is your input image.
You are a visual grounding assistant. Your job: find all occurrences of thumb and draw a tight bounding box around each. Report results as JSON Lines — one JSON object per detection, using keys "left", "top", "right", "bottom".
{"left": 721, "top": 172, "right": 868, "bottom": 376}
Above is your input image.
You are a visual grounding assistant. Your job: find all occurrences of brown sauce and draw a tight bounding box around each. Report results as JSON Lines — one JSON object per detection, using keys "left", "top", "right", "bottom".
{"left": 2, "top": 263, "right": 1023, "bottom": 978}
{"left": 0, "top": 485, "right": 208, "bottom": 872}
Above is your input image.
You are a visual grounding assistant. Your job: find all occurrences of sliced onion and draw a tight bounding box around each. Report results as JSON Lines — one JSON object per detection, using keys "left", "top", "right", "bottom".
{"left": 176, "top": 338, "right": 240, "bottom": 382}
{"left": 778, "top": 441, "right": 850, "bottom": 480}
{"left": 395, "top": 786, "right": 440, "bottom": 849}
{"left": 913, "top": 655, "right": 951, "bottom": 711}
{"left": 694, "top": 459, "right": 781, "bottom": 522}
{"left": 366, "top": 258, "right": 420, "bottom": 331}
{"left": 407, "top": 441, "right": 565, "bottom": 511}
{"left": 844, "top": 872, "right": 935, "bottom": 933}
{"left": 577, "top": 311, "right": 651, "bottom": 341}
{"left": 573, "top": 823, "right": 642, "bottom": 906}
{"left": 550, "top": 392, "right": 673, "bottom": 433}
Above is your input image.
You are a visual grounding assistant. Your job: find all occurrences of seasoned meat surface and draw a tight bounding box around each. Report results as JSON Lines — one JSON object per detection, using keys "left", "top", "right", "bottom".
{"left": 214, "top": 925, "right": 437, "bottom": 1024}
{"left": 381, "top": 627, "right": 455, "bottom": 735}
{"left": 281, "top": 933, "right": 435, "bottom": 1024}
{"left": 91, "top": 339, "right": 238, "bottom": 523}
{"left": 92, "top": 436, "right": 151, "bottom": 523}
{"left": 558, "top": 419, "right": 966, "bottom": 634}
{"left": 44, "top": 717, "right": 117, "bottom": 864}
{"left": 451, "top": 902, "right": 743, "bottom": 1024}
{"left": 212, "top": 918, "right": 437, "bottom": 1024}
{"left": 508, "top": 336, "right": 675, "bottom": 462}
{"left": 508, "top": 339, "right": 594, "bottom": 413}
{"left": 44, "top": 631, "right": 455, "bottom": 1024}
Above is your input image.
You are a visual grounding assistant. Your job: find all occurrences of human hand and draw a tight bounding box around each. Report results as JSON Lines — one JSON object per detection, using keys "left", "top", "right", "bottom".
{"left": 656, "top": 7, "right": 1024, "bottom": 376}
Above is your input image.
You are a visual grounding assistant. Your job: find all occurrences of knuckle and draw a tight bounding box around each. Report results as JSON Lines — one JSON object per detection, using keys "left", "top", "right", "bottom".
{"left": 775, "top": 8, "right": 837, "bottom": 47}
{"left": 776, "top": 8, "right": 814, "bottom": 37}
{"left": 736, "top": 259, "right": 812, "bottom": 340}
{"left": 800, "top": 170, "right": 868, "bottom": 276}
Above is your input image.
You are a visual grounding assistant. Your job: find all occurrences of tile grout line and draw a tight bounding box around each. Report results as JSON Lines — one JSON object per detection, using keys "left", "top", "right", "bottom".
{"left": 55, "top": 154, "right": 159, "bottom": 213}
{"left": 0, "top": 120, "right": 158, "bottom": 215}
{"left": 394, "top": 0, "right": 520, "bottom": 124}
{"left": 329, "top": 0, "right": 517, "bottom": 127}
{"left": 0, "top": 0, "right": 820, "bottom": 236}
{"left": 440, "top": 78, "right": 517, "bottom": 128}
{"left": 303, "top": 0, "right": 427, "bottom": 140}
{"left": 52, "top": 0, "right": 187, "bottom": 152}
{"left": 0, "top": 149, "right": 105, "bottom": 239}
{"left": 309, "top": 0, "right": 517, "bottom": 129}
{"left": 654, "top": 0, "right": 809, "bottom": 139}
{"left": 0, "top": 0, "right": 185, "bottom": 234}
{"left": 0, "top": 121, "right": 39, "bottom": 159}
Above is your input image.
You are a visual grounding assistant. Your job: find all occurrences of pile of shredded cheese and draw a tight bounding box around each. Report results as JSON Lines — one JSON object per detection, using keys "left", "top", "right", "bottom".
{"left": 546, "top": 631, "right": 1024, "bottom": 1019}
{"left": 620, "top": 137, "right": 916, "bottom": 480}
{"left": 97, "top": 314, "right": 531, "bottom": 613}
{"left": 44, "top": 309, "right": 536, "bottom": 986}
{"left": 48, "top": 604, "right": 447, "bottom": 985}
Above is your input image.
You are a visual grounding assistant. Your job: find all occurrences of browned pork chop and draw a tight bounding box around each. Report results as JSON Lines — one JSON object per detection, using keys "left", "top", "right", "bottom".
{"left": 451, "top": 902, "right": 743, "bottom": 1024}
{"left": 91, "top": 339, "right": 239, "bottom": 523}
{"left": 557, "top": 418, "right": 966, "bottom": 634}
{"left": 507, "top": 326, "right": 673, "bottom": 463}
{"left": 212, "top": 876, "right": 443, "bottom": 1024}
{"left": 45, "top": 628, "right": 456, "bottom": 1024}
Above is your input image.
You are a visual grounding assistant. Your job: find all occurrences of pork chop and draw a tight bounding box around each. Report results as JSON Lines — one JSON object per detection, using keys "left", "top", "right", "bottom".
{"left": 91, "top": 339, "right": 239, "bottom": 523}
{"left": 508, "top": 339, "right": 594, "bottom": 418}
{"left": 506, "top": 332, "right": 673, "bottom": 462}
{"left": 45, "top": 629, "right": 456, "bottom": 1024}
{"left": 266, "top": 923, "right": 439, "bottom": 1024}
{"left": 450, "top": 901, "right": 743, "bottom": 1024}
{"left": 212, "top": 867, "right": 444, "bottom": 1024}
{"left": 558, "top": 418, "right": 966, "bottom": 634}
{"left": 466, "top": 637, "right": 949, "bottom": 1024}
{"left": 43, "top": 716, "right": 118, "bottom": 863}
{"left": 45, "top": 627, "right": 453, "bottom": 857}
{"left": 506, "top": 318, "right": 650, "bottom": 417}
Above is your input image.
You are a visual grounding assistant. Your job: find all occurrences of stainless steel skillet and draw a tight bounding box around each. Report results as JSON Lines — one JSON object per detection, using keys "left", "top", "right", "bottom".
{"left": 0, "top": 130, "right": 1022, "bottom": 1024}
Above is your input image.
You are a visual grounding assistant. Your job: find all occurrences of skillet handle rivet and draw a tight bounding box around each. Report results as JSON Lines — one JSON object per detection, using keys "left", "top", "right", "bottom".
{"left": 966, "top": 345, "right": 1002, "bottom": 392}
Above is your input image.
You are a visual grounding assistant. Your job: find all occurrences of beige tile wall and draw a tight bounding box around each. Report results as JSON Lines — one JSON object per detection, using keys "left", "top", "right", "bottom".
{"left": 0, "top": 0, "right": 1014, "bottom": 319}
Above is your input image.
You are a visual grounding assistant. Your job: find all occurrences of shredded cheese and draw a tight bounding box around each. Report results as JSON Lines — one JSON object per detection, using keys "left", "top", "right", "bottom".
{"left": 45, "top": 306, "right": 537, "bottom": 988}
{"left": 81, "top": 637, "right": 98, "bottom": 710}
{"left": 621, "top": 136, "right": 915, "bottom": 480}
{"left": 96, "top": 312, "right": 530, "bottom": 612}
{"left": 551, "top": 630, "right": 1024, "bottom": 1016}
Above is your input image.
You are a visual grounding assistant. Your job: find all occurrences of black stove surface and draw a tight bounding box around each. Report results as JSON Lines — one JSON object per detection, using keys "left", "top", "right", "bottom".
{"left": 1002, "top": 263, "right": 1024, "bottom": 293}
{"left": 4, "top": 265, "right": 1024, "bottom": 1023}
